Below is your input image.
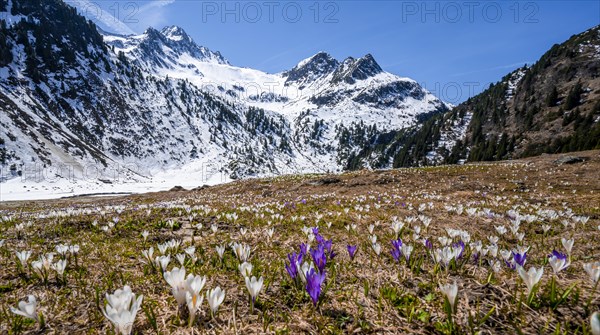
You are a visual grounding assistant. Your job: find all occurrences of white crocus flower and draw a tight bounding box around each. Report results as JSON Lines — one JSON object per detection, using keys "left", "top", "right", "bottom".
{"left": 239, "top": 262, "right": 253, "bottom": 277}
{"left": 141, "top": 247, "right": 154, "bottom": 264}
{"left": 184, "top": 246, "right": 196, "bottom": 257}
{"left": 439, "top": 281, "right": 458, "bottom": 312}
{"left": 470, "top": 241, "right": 482, "bottom": 254}
{"left": 206, "top": 287, "right": 226, "bottom": 316}
{"left": 231, "top": 243, "right": 251, "bottom": 262}
{"left": 68, "top": 244, "right": 79, "bottom": 255}
{"left": 103, "top": 286, "right": 143, "bottom": 335}
{"left": 176, "top": 253, "right": 186, "bottom": 267}
{"left": 266, "top": 227, "right": 274, "bottom": 239}
{"left": 583, "top": 262, "right": 600, "bottom": 283}
{"left": 371, "top": 242, "right": 381, "bottom": 256}
{"left": 245, "top": 276, "right": 264, "bottom": 303}
{"left": 55, "top": 244, "right": 69, "bottom": 256}
{"left": 298, "top": 261, "right": 314, "bottom": 284}
{"left": 184, "top": 273, "right": 207, "bottom": 324}
{"left": 490, "top": 260, "right": 502, "bottom": 273}
{"left": 434, "top": 247, "right": 455, "bottom": 267}
{"left": 438, "top": 236, "right": 451, "bottom": 246}
{"left": 10, "top": 295, "right": 39, "bottom": 321}
{"left": 216, "top": 245, "right": 225, "bottom": 259}
{"left": 391, "top": 220, "right": 404, "bottom": 235}
{"left": 15, "top": 250, "right": 32, "bottom": 267}
{"left": 561, "top": 238, "right": 574, "bottom": 255}
{"left": 401, "top": 244, "right": 413, "bottom": 261}
{"left": 487, "top": 244, "right": 498, "bottom": 258}
{"left": 141, "top": 230, "right": 149, "bottom": 241}
{"left": 53, "top": 259, "right": 67, "bottom": 276}
{"left": 185, "top": 291, "right": 204, "bottom": 326}
{"left": 500, "top": 250, "right": 512, "bottom": 261}
{"left": 157, "top": 243, "right": 168, "bottom": 255}
{"left": 185, "top": 274, "right": 207, "bottom": 296}
{"left": 591, "top": 312, "right": 600, "bottom": 335}
{"left": 517, "top": 266, "right": 544, "bottom": 294}
{"left": 164, "top": 267, "right": 187, "bottom": 305}
{"left": 515, "top": 232, "right": 525, "bottom": 242}
{"left": 155, "top": 255, "right": 171, "bottom": 272}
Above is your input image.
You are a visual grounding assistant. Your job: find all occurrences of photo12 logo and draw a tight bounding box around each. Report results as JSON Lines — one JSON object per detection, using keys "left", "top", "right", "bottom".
{"left": 200, "top": 1, "right": 340, "bottom": 23}
{"left": 64, "top": 1, "right": 141, "bottom": 24}
{"left": 400, "top": 1, "right": 539, "bottom": 24}
{"left": 420, "top": 81, "right": 484, "bottom": 105}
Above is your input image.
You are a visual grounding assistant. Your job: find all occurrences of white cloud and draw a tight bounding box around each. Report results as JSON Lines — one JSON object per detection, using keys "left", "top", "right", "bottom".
{"left": 67, "top": 0, "right": 137, "bottom": 35}
{"left": 66, "top": 0, "right": 176, "bottom": 35}
{"left": 130, "top": 0, "right": 176, "bottom": 32}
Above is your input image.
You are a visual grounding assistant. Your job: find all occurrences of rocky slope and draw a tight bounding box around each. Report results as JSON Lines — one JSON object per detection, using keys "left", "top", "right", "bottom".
{"left": 347, "top": 25, "right": 600, "bottom": 169}
{"left": 0, "top": 0, "right": 448, "bottom": 190}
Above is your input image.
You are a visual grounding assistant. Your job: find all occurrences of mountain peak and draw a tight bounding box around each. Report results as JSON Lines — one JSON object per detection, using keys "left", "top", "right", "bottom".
{"left": 355, "top": 54, "right": 383, "bottom": 76}
{"left": 295, "top": 51, "right": 336, "bottom": 68}
{"left": 141, "top": 26, "right": 168, "bottom": 43}
{"left": 284, "top": 52, "right": 340, "bottom": 87}
{"left": 330, "top": 54, "right": 383, "bottom": 85}
{"left": 160, "top": 25, "right": 190, "bottom": 42}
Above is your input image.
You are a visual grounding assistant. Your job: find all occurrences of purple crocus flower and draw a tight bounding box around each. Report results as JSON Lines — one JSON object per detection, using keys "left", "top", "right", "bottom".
{"left": 424, "top": 238, "right": 433, "bottom": 250}
{"left": 285, "top": 251, "right": 303, "bottom": 279}
{"left": 550, "top": 250, "right": 567, "bottom": 260}
{"left": 347, "top": 245, "right": 357, "bottom": 261}
{"left": 391, "top": 239, "right": 402, "bottom": 262}
{"left": 310, "top": 245, "right": 327, "bottom": 273}
{"left": 322, "top": 239, "right": 336, "bottom": 259}
{"left": 305, "top": 268, "right": 326, "bottom": 306}
{"left": 452, "top": 240, "right": 465, "bottom": 259}
{"left": 513, "top": 252, "right": 527, "bottom": 267}
{"left": 315, "top": 232, "right": 325, "bottom": 245}
{"left": 299, "top": 243, "right": 308, "bottom": 260}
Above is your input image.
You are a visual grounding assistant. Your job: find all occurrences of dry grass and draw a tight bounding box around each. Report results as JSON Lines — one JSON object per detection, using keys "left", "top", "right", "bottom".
{"left": 0, "top": 150, "right": 599, "bottom": 334}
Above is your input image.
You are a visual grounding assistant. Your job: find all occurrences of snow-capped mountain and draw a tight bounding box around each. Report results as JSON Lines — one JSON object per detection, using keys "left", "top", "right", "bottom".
{"left": 102, "top": 27, "right": 449, "bottom": 132}
{"left": 0, "top": 0, "right": 448, "bottom": 199}
{"left": 344, "top": 25, "right": 600, "bottom": 169}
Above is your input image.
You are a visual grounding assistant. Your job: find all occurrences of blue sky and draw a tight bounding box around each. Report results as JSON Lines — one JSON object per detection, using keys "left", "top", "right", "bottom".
{"left": 71, "top": 0, "right": 599, "bottom": 103}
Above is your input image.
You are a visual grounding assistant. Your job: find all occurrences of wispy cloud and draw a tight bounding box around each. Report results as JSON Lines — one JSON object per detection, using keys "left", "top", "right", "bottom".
{"left": 67, "top": 0, "right": 176, "bottom": 35}
{"left": 450, "top": 61, "right": 532, "bottom": 77}
{"left": 67, "top": 0, "right": 136, "bottom": 35}
{"left": 134, "top": 0, "right": 176, "bottom": 32}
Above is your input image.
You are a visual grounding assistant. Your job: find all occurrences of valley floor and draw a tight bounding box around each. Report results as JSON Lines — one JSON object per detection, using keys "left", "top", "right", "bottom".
{"left": 0, "top": 150, "right": 599, "bottom": 334}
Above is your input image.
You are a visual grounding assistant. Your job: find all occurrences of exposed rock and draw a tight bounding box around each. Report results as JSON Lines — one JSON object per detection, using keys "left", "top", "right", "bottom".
{"left": 554, "top": 156, "right": 584, "bottom": 165}
{"left": 192, "top": 185, "right": 210, "bottom": 191}
{"left": 169, "top": 186, "right": 187, "bottom": 192}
